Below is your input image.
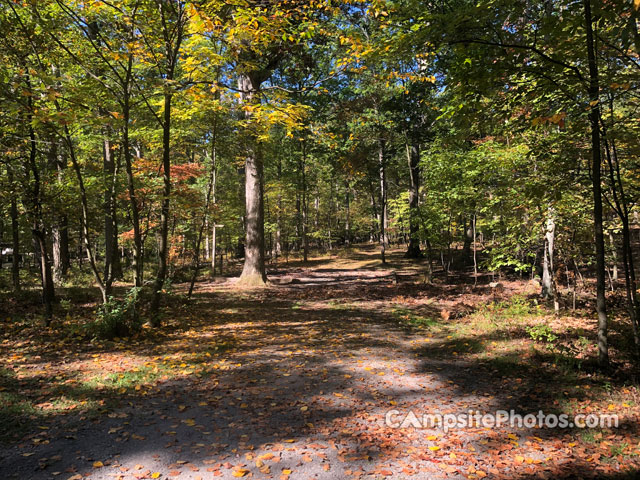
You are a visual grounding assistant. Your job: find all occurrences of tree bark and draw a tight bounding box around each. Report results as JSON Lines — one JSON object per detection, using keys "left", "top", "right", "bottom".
{"left": 601, "top": 104, "right": 640, "bottom": 353}
{"left": 64, "top": 128, "right": 108, "bottom": 304}
{"left": 584, "top": 0, "right": 609, "bottom": 367}
{"left": 24, "top": 74, "right": 55, "bottom": 322}
{"left": 238, "top": 73, "right": 267, "bottom": 285}
{"left": 122, "top": 100, "right": 143, "bottom": 287}
{"left": 541, "top": 210, "right": 558, "bottom": 311}
{"left": 151, "top": 3, "right": 184, "bottom": 320}
{"left": 103, "top": 135, "right": 121, "bottom": 292}
{"left": 188, "top": 124, "right": 218, "bottom": 298}
{"left": 378, "top": 138, "right": 388, "bottom": 264}
{"left": 8, "top": 166, "right": 20, "bottom": 292}
{"left": 345, "top": 181, "right": 350, "bottom": 246}
{"left": 50, "top": 141, "right": 71, "bottom": 285}
{"left": 301, "top": 138, "right": 308, "bottom": 262}
{"left": 151, "top": 89, "right": 173, "bottom": 318}
{"left": 406, "top": 142, "right": 422, "bottom": 258}
{"left": 275, "top": 157, "right": 282, "bottom": 261}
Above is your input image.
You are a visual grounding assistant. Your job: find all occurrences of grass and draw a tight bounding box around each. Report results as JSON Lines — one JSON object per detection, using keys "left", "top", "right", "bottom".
{"left": 391, "top": 307, "right": 439, "bottom": 329}
{"left": 0, "top": 391, "right": 37, "bottom": 442}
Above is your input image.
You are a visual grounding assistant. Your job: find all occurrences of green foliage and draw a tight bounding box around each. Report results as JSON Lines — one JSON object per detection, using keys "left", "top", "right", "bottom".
{"left": 91, "top": 287, "right": 142, "bottom": 339}
{"left": 526, "top": 324, "right": 558, "bottom": 344}
{"left": 392, "top": 308, "right": 438, "bottom": 329}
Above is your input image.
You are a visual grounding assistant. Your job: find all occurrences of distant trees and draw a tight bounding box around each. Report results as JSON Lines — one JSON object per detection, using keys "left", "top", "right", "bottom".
{"left": 1, "top": 0, "right": 639, "bottom": 365}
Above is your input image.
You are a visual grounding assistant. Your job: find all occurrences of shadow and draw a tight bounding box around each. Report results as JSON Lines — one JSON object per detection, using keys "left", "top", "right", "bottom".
{"left": 1, "top": 246, "right": 639, "bottom": 479}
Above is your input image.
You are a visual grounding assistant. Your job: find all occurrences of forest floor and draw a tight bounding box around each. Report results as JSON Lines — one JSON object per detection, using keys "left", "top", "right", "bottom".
{"left": 1, "top": 245, "right": 640, "bottom": 479}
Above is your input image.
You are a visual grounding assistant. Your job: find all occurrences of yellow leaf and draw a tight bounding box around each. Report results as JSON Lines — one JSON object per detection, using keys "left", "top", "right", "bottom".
{"left": 93, "top": 461, "right": 104, "bottom": 468}
{"left": 426, "top": 435, "right": 437, "bottom": 441}
{"left": 300, "top": 406, "right": 308, "bottom": 411}
{"left": 428, "top": 446, "right": 440, "bottom": 451}
{"left": 151, "top": 473, "right": 161, "bottom": 479}
{"left": 232, "top": 469, "right": 249, "bottom": 477}
{"left": 282, "top": 469, "right": 292, "bottom": 474}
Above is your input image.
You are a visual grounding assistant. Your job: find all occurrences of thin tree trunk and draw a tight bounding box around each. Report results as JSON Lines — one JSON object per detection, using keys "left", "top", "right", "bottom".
{"left": 188, "top": 124, "right": 217, "bottom": 298}
{"left": 609, "top": 231, "right": 618, "bottom": 282}
{"left": 274, "top": 156, "right": 282, "bottom": 261}
{"left": 51, "top": 141, "right": 70, "bottom": 284}
{"left": 584, "top": 0, "right": 609, "bottom": 367}
{"left": 64, "top": 128, "right": 108, "bottom": 304}
{"left": 345, "top": 181, "right": 350, "bottom": 246}
{"left": 472, "top": 213, "right": 478, "bottom": 286}
{"left": 210, "top": 141, "right": 217, "bottom": 271}
{"left": 378, "top": 138, "right": 388, "bottom": 264}
{"left": 25, "top": 74, "right": 54, "bottom": 322}
{"left": 151, "top": 90, "right": 173, "bottom": 318}
{"left": 151, "top": 5, "right": 184, "bottom": 319}
{"left": 601, "top": 107, "right": 640, "bottom": 353}
{"left": 122, "top": 105, "right": 143, "bottom": 287}
{"left": 301, "top": 138, "right": 308, "bottom": 262}
{"left": 406, "top": 141, "right": 421, "bottom": 258}
{"left": 9, "top": 166, "right": 20, "bottom": 292}
{"left": 103, "top": 135, "right": 121, "bottom": 292}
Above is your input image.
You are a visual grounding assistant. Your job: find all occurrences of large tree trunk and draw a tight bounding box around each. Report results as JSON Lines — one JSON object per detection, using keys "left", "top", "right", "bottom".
{"left": 238, "top": 73, "right": 267, "bottom": 285}
{"left": 584, "top": 0, "right": 609, "bottom": 367}
{"left": 406, "top": 141, "right": 421, "bottom": 258}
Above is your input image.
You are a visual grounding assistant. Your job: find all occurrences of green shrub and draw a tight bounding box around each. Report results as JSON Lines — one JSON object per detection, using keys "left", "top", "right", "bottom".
{"left": 526, "top": 324, "right": 558, "bottom": 343}
{"left": 91, "top": 287, "right": 141, "bottom": 339}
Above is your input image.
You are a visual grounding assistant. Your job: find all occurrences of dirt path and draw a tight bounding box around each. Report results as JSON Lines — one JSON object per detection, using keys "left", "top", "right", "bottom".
{"left": 1, "top": 248, "right": 637, "bottom": 479}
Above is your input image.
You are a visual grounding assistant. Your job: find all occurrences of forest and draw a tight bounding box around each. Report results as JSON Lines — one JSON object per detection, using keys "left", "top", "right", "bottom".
{"left": 1, "top": 0, "right": 640, "bottom": 478}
